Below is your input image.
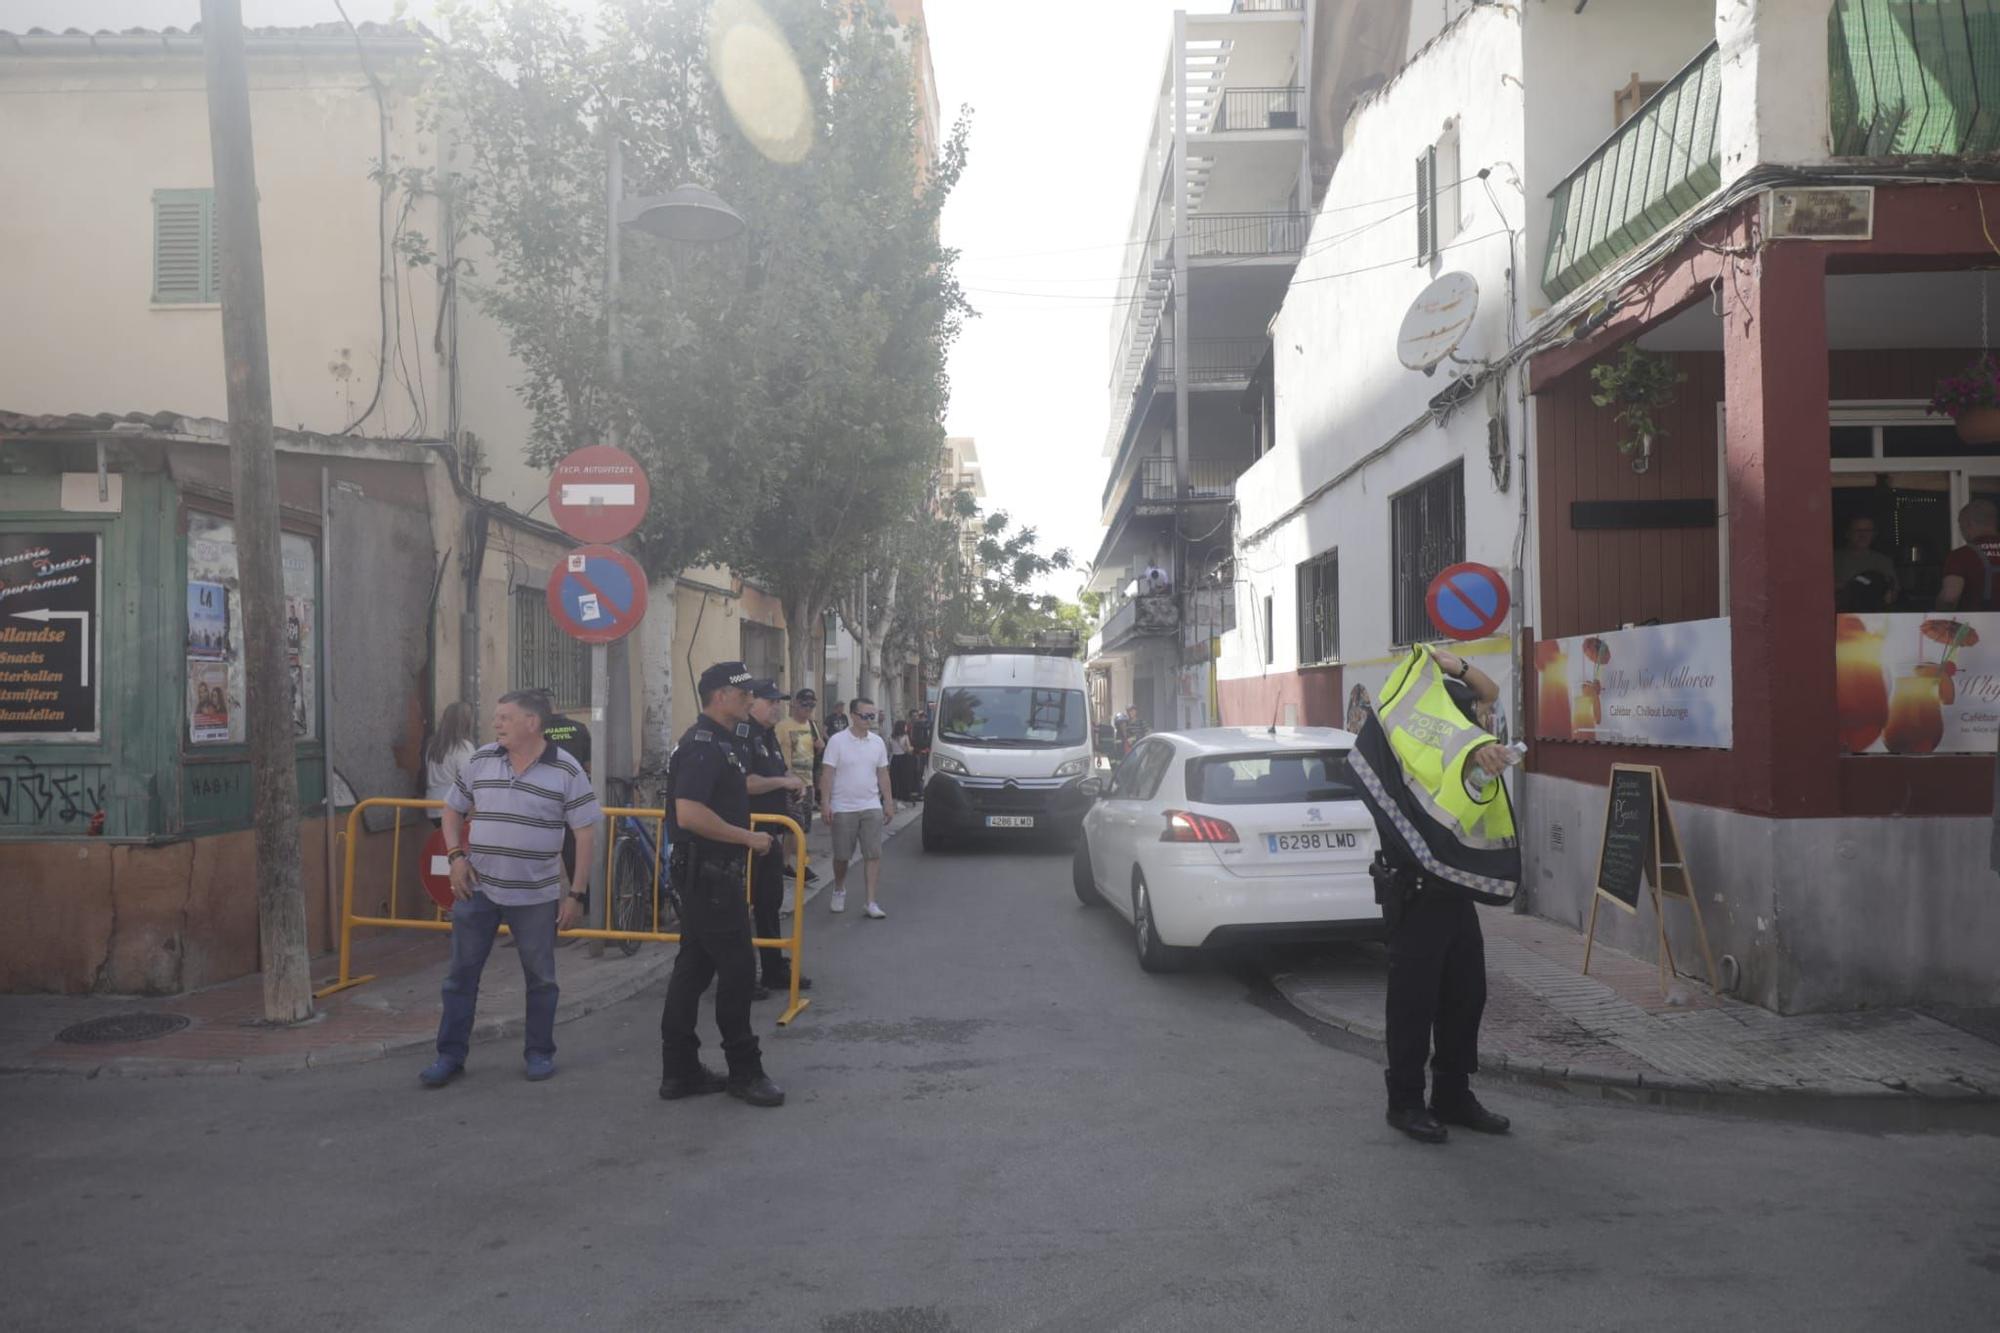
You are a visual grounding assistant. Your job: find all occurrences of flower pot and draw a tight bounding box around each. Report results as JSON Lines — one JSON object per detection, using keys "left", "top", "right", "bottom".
{"left": 1955, "top": 406, "right": 2000, "bottom": 446}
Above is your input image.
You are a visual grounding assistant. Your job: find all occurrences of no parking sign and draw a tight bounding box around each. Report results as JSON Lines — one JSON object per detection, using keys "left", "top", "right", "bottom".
{"left": 1426, "top": 563, "right": 1510, "bottom": 641}
{"left": 546, "top": 545, "right": 649, "bottom": 645}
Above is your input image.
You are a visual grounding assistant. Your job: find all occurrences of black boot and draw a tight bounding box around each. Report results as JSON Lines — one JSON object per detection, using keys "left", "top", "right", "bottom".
{"left": 1386, "top": 1106, "right": 1448, "bottom": 1144}
{"left": 659, "top": 1064, "right": 729, "bottom": 1101}
{"left": 1432, "top": 1093, "right": 1510, "bottom": 1134}
{"left": 727, "top": 1070, "right": 786, "bottom": 1107}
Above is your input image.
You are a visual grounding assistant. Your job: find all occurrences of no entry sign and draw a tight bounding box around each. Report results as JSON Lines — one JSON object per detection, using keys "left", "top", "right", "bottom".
{"left": 1426, "top": 562, "right": 1511, "bottom": 642}
{"left": 548, "top": 445, "right": 651, "bottom": 544}
{"left": 546, "top": 545, "right": 648, "bottom": 645}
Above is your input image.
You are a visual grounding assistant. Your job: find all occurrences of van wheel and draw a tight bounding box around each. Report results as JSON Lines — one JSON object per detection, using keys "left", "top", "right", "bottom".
{"left": 921, "top": 814, "right": 945, "bottom": 854}
{"left": 1133, "top": 880, "right": 1193, "bottom": 974}
{"left": 1072, "top": 839, "right": 1098, "bottom": 906}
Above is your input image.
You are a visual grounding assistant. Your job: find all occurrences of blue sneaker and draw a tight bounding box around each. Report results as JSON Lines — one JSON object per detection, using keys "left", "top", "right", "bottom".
{"left": 524, "top": 1053, "right": 557, "bottom": 1082}
{"left": 418, "top": 1057, "right": 463, "bottom": 1088}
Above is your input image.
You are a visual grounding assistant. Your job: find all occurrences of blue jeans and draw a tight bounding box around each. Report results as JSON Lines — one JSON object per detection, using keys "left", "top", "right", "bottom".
{"left": 435, "top": 891, "right": 560, "bottom": 1064}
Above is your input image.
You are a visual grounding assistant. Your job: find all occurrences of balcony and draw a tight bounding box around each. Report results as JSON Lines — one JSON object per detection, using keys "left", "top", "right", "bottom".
{"left": 1158, "top": 337, "right": 1266, "bottom": 387}
{"left": 1230, "top": 0, "right": 1304, "bottom": 11}
{"left": 1209, "top": 86, "right": 1304, "bottom": 133}
{"left": 1541, "top": 41, "right": 1721, "bottom": 301}
{"left": 1097, "top": 594, "right": 1181, "bottom": 657}
{"left": 1187, "top": 211, "right": 1310, "bottom": 260}
{"left": 1830, "top": 0, "right": 2000, "bottom": 156}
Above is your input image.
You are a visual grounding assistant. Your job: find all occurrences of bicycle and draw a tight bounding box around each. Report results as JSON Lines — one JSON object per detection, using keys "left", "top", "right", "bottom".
{"left": 606, "top": 774, "right": 679, "bottom": 955}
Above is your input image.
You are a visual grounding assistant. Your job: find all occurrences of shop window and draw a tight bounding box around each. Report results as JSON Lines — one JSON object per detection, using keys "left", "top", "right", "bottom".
{"left": 512, "top": 585, "right": 590, "bottom": 710}
{"left": 1391, "top": 462, "right": 1466, "bottom": 644}
{"left": 1827, "top": 407, "right": 2000, "bottom": 612}
{"left": 741, "top": 621, "right": 784, "bottom": 685}
{"left": 153, "top": 189, "right": 220, "bottom": 304}
{"left": 184, "top": 511, "right": 318, "bottom": 746}
{"left": 1297, "top": 550, "right": 1340, "bottom": 666}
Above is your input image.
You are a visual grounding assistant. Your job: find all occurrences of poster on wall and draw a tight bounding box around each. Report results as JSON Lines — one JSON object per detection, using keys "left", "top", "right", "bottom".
{"left": 1534, "top": 618, "right": 1732, "bottom": 748}
{"left": 185, "top": 513, "right": 318, "bottom": 744}
{"left": 0, "top": 531, "right": 101, "bottom": 739}
{"left": 1837, "top": 612, "right": 2000, "bottom": 755}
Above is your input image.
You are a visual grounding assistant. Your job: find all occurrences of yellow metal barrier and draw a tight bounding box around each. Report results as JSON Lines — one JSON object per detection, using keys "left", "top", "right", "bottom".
{"left": 313, "top": 798, "right": 813, "bottom": 1026}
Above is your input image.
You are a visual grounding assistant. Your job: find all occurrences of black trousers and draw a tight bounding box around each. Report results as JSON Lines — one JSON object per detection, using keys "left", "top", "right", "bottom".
{"left": 749, "top": 839, "right": 791, "bottom": 984}
{"left": 1383, "top": 884, "right": 1486, "bottom": 1110}
{"left": 660, "top": 857, "right": 762, "bottom": 1079}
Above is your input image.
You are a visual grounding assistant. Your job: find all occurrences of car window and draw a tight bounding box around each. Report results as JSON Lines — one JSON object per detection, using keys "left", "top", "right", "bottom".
{"left": 1109, "top": 742, "right": 1149, "bottom": 798}
{"left": 1131, "top": 740, "right": 1174, "bottom": 802}
{"left": 1185, "top": 750, "right": 1359, "bottom": 805}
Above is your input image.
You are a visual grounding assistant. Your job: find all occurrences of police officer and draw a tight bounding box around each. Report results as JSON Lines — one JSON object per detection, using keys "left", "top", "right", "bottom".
{"left": 658, "top": 662, "right": 785, "bottom": 1108}
{"left": 1356, "top": 647, "right": 1515, "bottom": 1145}
{"left": 744, "top": 679, "right": 812, "bottom": 999}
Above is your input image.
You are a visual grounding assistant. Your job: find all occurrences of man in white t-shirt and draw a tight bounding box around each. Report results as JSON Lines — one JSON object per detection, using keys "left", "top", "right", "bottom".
{"left": 819, "top": 695, "right": 895, "bottom": 919}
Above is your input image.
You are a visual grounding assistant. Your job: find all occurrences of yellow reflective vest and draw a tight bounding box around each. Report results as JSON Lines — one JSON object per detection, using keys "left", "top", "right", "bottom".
{"left": 1349, "top": 644, "right": 1519, "bottom": 904}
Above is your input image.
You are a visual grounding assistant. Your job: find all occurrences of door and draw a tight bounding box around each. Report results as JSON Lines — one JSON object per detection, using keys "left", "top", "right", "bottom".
{"left": 1091, "top": 738, "right": 1170, "bottom": 918}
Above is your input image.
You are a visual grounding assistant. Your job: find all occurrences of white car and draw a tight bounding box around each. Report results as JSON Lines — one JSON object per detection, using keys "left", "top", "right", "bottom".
{"left": 1073, "top": 727, "right": 1386, "bottom": 971}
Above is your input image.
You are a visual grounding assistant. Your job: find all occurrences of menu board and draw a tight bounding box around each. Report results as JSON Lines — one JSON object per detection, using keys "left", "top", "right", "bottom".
{"left": 1595, "top": 765, "right": 1656, "bottom": 911}
{"left": 0, "top": 532, "right": 100, "bottom": 739}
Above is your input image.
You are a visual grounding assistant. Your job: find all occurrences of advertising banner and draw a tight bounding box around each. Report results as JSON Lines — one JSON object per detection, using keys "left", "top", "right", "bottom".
{"left": 1533, "top": 618, "right": 1732, "bottom": 748}
{"left": 0, "top": 531, "right": 100, "bottom": 739}
{"left": 186, "top": 513, "right": 318, "bottom": 744}
{"left": 1837, "top": 612, "right": 2000, "bottom": 755}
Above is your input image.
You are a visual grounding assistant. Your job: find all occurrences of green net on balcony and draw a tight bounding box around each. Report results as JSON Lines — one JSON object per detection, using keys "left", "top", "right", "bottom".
{"left": 1830, "top": 0, "right": 2000, "bottom": 156}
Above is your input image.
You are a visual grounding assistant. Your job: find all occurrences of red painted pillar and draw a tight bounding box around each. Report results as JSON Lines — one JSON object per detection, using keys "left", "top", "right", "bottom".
{"left": 1722, "top": 240, "right": 1839, "bottom": 817}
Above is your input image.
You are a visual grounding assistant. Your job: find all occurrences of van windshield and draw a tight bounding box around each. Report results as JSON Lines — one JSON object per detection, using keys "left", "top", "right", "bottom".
{"left": 937, "top": 687, "right": 1088, "bottom": 748}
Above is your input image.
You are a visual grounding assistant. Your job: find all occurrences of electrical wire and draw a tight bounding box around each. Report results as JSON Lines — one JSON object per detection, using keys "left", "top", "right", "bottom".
{"left": 335, "top": 0, "right": 394, "bottom": 436}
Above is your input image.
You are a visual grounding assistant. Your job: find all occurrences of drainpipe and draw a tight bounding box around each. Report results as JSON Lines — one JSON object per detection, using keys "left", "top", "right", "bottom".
{"left": 322, "top": 464, "right": 338, "bottom": 943}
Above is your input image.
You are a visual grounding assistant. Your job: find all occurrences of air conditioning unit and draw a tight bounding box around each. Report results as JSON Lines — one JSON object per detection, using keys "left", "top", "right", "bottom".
{"left": 1763, "top": 186, "right": 1873, "bottom": 241}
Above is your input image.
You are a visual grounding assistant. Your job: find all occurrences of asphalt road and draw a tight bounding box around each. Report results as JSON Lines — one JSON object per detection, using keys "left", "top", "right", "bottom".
{"left": 4, "top": 832, "right": 1999, "bottom": 1332}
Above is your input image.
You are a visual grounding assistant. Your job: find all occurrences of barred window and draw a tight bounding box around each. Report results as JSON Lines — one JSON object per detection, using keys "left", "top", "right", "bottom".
{"left": 1391, "top": 462, "right": 1465, "bottom": 645}
{"left": 512, "top": 585, "right": 590, "bottom": 710}
{"left": 1297, "top": 550, "right": 1339, "bottom": 666}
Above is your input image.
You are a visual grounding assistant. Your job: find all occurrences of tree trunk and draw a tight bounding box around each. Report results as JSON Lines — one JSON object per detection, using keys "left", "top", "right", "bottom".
{"left": 202, "top": 0, "right": 313, "bottom": 1023}
{"left": 862, "top": 564, "right": 898, "bottom": 714}
{"left": 783, "top": 591, "right": 814, "bottom": 698}
{"left": 639, "top": 573, "right": 679, "bottom": 769}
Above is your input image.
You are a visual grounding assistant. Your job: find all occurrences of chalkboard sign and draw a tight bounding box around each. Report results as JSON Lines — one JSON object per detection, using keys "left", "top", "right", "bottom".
{"left": 1594, "top": 764, "right": 1657, "bottom": 911}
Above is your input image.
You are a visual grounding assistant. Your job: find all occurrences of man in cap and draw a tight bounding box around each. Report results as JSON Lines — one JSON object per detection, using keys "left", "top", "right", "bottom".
{"left": 658, "top": 662, "right": 785, "bottom": 1107}
{"left": 773, "top": 686, "right": 825, "bottom": 883}
{"left": 745, "top": 679, "right": 812, "bottom": 998}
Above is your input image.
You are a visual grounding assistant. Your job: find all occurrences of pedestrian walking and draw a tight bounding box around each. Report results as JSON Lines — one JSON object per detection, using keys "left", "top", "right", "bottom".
{"left": 423, "top": 701, "right": 476, "bottom": 826}
{"left": 774, "top": 687, "right": 825, "bottom": 884}
{"left": 820, "top": 696, "right": 894, "bottom": 919}
{"left": 658, "top": 662, "right": 785, "bottom": 1108}
{"left": 745, "top": 680, "right": 812, "bottom": 999}
{"left": 1353, "top": 647, "right": 1516, "bottom": 1144}
{"left": 420, "top": 690, "right": 599, "bottom": 1088}
{"left": 887, "top": 720, "right": 923, "bottom": 802}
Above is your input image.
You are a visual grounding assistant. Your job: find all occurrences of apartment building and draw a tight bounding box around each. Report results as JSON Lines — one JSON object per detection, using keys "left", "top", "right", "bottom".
{"left": 1219, "top": 0, "right": 2000, "bottom": 1012}
{"left": 1085, "top": 0, "right": 1313, "bottom": 733}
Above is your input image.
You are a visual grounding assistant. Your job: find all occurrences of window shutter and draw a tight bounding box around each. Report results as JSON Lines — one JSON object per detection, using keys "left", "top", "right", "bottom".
{"left": 153, "top": 189, "right": 217, "bottom": 303}
{"left": 1414, "top": 146, "right": 1438, "bottom": 265}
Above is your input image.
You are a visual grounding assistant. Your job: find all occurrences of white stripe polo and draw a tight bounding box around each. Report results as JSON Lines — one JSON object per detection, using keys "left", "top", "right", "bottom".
{"left": 446, "top": 741, "right": 602, "bottom": 905}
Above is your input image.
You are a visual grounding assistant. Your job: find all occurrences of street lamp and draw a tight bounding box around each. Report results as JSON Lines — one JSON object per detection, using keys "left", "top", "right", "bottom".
{"left": 621, "top": 184, "right": 745, "bottom": 244}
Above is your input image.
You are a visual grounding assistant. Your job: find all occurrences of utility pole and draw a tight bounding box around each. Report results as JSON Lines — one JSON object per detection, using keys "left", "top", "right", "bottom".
{"left": 202, "top": 0, "right": 314, "bottom": 1022}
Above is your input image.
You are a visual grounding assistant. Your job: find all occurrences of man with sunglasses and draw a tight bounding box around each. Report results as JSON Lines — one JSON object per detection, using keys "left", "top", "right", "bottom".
{"left": 820, "top": 696, "right": 895, "bottom": 918}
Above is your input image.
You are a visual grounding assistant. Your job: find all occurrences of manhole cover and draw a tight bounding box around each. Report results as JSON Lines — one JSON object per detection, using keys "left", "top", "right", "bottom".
{"left": 55, "top": 1013, "right": 191, "bottom": 1045}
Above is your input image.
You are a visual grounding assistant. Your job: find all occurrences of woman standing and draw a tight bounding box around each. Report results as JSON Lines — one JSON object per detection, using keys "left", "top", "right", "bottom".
{"left": 424, "top": 701, "right": 477, "bottom": 825}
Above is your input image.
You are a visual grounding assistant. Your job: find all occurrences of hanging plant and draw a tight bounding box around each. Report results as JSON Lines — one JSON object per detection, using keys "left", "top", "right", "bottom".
{"left": 1589, "top": 344, "right": 1686, "bottom": 474}
{"left": 1927, "top": 354, "right": 2000, "bottom": 446}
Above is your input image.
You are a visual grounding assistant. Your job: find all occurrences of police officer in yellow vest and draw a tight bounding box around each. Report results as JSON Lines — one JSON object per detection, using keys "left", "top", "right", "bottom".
{"left": 1349, "top": 643, "right": 1518, "bottom": 1144}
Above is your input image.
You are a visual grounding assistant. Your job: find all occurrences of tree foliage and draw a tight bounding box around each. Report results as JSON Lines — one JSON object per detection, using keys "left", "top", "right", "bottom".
{"left": 423, "top": 0, "right": 969, "bottom": 625}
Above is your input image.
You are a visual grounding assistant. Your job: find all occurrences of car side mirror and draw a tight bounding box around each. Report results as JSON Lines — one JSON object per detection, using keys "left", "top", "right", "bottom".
{"left": 1077, "top": 777, "right": 1104, "bottom": 800}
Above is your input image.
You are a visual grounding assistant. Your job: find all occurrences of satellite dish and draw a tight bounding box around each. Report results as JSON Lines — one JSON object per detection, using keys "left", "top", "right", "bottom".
{"left": 1397, "top": 270, "right": 1480, "bottom": 375}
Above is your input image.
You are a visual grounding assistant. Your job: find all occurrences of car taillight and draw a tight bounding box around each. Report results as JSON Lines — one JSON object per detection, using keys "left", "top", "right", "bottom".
{"left": 1161, "top": 810, "right": 1238, "bottom": 843}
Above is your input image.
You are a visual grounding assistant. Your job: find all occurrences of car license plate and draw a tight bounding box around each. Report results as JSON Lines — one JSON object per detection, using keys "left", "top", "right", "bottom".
{"left": 1267, "top": 831, "right": 1358, "bottom": 853}
{"left": 985, "top": 815, "right": 1035, "bottom": 829}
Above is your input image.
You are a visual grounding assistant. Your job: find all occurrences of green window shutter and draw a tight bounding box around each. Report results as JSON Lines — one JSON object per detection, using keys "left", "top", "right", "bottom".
{"left": 152, "top": 188, "right": 216, "bottom": 303}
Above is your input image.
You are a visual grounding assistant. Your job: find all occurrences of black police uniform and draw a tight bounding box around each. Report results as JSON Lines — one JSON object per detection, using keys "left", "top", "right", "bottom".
{"left": 1377, "top": 679, "right": 1501, "bottom": 1130}
{"left": 542, "top": 715, "right": 592, "bottom": 883}
{"left": 744, "top": 718, "right": 796, "bottom": 988}
{"left": 659, "top": 716, "right": 765, "bottom": 1084}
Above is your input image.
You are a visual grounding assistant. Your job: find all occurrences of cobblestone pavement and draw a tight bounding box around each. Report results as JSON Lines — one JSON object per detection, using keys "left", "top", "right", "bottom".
{"left": 1265, "top": 908, "right": 2000, "bottom": 1100}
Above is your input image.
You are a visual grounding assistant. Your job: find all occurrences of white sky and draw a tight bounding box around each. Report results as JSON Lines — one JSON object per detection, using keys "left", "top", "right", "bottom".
{"left": 1, "top": 0, "right": 1207, "bottom": 591}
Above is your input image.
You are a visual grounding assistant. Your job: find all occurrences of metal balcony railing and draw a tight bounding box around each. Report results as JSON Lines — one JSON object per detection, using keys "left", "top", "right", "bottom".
{"left": 1186, "top": 457, "right": 1239, "bottom": 499}
{"left": 1231, "top": 0, "right": 1304, "bottom": 12}
{"left": 1830, "top": 0, "right": 2000, "bottom": 156}
{"left": 1212, "top": 86, "right": 1304, "bottom": 132}
{"left": 1186, "top": 211, "right": 1310, "bottom": 260}
{"left": 1156, "top": 337, "right": 1266, "bottom": 386}
{"left": 1541, "top": 42, "right": 1721, "bottom": 301}
{"left": 1099, "top": 595, "right": 1180, "bottom": 651}
{"left": 1140, "top": 456, "right": 1176, "bottom": 502}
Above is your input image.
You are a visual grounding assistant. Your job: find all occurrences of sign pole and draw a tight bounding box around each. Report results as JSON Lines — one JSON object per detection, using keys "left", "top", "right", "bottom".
{"left": 587, "top": 641, "right": 609, "bottom": 957}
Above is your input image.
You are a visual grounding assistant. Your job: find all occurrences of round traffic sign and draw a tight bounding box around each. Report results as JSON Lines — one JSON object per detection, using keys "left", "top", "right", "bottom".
{"left": 548, "top": 444, "right": 651, "bottom": 544}
{"left": 420, "top": 819, "right": 469, "bottom": 911}
{"left": 1426, "top": 562, "right": 1511, "bottom": 641}
{"left": 547, "top": 544, "right": 649, "bottom": 645}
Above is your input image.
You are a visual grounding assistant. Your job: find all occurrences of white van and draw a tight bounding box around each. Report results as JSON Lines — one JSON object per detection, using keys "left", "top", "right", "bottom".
{"left": 921, "top": 646, "right": 1096, "bottom": 852}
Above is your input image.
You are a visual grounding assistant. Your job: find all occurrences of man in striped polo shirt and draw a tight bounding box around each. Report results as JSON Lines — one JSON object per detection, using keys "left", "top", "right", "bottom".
{"left": 421, "top": 689, "right": 601, "bottom": 1087}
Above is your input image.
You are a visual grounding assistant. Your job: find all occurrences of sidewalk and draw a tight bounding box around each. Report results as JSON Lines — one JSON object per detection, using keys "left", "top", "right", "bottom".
{"left": 1264, "top": 908, "right": 2000, "bottom": 1104}
{"left": 0, "top": 804, "right": 923, "bottom": 1079}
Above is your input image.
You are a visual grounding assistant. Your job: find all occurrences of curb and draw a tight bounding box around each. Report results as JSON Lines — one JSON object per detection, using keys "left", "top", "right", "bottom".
{"left": 1263, "top": 970, "right": 2000, "bottom": 1117}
